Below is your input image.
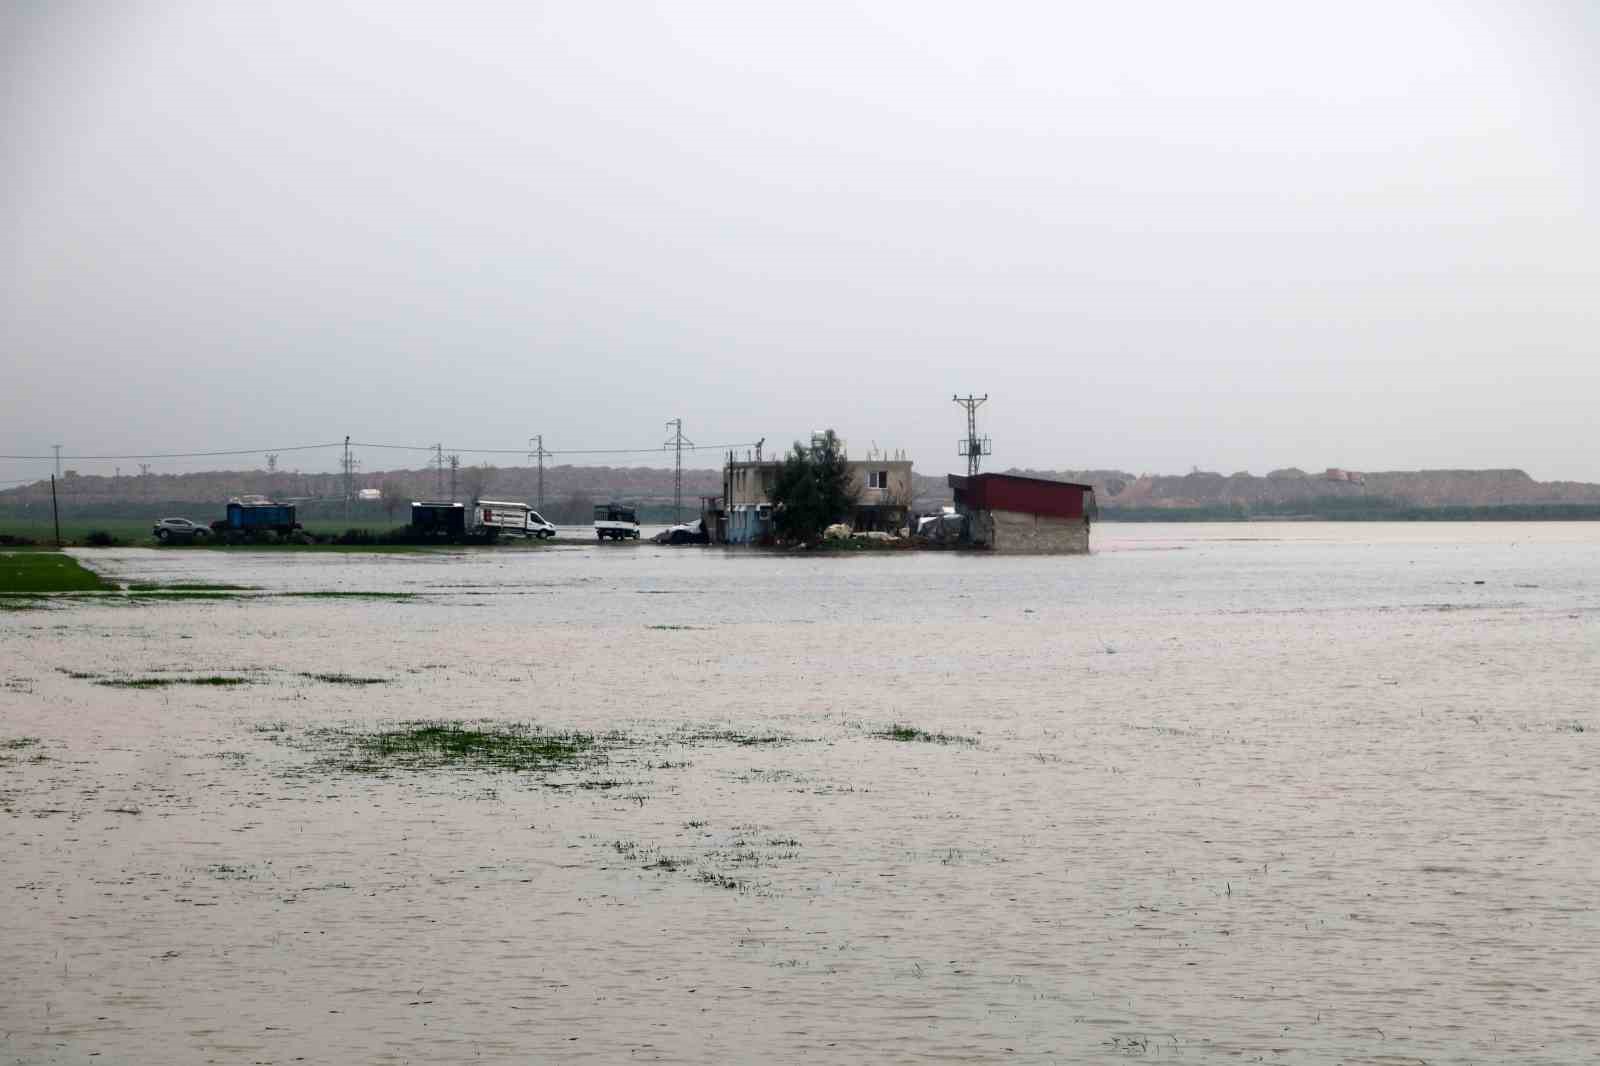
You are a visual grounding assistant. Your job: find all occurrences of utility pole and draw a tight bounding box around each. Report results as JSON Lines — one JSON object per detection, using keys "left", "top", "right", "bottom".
{"left": 342, "top": 436, "right": 353, "bottom": 522}
{"left": 50, "top": 475, "right": 61, "bottom": 548}
{"left": 953, "top": 394, "right": 991, "bottom": 477}
{"left": 52, "top": 444, "right": 62, "bottom": 479}
{"left": 528, "top": 435, "right": 551, "bottom": 510}
{"left": 432, "top": 444, "right": 445, "bottom": 499}
{"left": 663, "top": 418, "right": 694, "bottom": 523}
{"left": 448, "top": 454, "right": 460, "bottom": 503}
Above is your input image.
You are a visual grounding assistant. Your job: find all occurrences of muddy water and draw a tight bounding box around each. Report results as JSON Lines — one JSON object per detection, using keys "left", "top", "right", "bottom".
{"left": 2, "top": 523, "right": 1597, "bottom": 1064}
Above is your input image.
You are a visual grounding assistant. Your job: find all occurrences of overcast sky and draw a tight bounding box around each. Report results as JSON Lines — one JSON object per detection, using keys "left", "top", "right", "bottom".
{"left": 4, "top": 1, "right": 1596, "bottom": 482}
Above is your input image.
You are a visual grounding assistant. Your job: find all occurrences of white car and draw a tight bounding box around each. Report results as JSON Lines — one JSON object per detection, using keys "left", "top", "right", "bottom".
{"left": 525, "top": 510, "right": 557, "bottom": 539}
{"left": 152, "top": 517, "right": 209, "bottom": 542}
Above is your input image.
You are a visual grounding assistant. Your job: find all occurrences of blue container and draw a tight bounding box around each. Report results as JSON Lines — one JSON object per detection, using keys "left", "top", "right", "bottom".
{"left": 226, "top": 502, "right": 298, "bottom": 533}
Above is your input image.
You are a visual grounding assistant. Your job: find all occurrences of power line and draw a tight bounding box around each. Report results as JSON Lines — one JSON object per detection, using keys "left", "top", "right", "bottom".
{"left": 2, "top": 438, "right": 761, "bottom": 463}
{"left": 0, "top": 442, "right": 344, "bottom": 461}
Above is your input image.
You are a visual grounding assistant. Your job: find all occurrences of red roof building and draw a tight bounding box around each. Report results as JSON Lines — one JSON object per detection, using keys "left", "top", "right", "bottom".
{"left": 947, "top": 473, "right": 1095, "bottom": 553}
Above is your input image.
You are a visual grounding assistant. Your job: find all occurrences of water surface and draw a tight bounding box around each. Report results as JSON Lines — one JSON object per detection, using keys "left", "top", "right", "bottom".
{"left": 2, "top": 523, "right": 1596, "bottom": 1063}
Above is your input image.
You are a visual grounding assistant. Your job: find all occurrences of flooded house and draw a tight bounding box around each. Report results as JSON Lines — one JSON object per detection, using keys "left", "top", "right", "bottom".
{"left": 719, "top": 446, "right": 916, "bottom": 544}
{"left": 948, "top": 472, "right": 1095, "bottom": 553}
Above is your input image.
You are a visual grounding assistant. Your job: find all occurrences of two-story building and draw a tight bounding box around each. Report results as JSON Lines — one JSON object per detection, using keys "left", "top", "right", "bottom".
{"left": 719, "top": 445, "right": 915, "bottom": 543}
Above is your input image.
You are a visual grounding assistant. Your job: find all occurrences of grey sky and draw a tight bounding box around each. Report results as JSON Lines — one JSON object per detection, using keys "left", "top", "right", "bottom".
{"left": 4, "top": 1, "right": 1596, "bottom": 481}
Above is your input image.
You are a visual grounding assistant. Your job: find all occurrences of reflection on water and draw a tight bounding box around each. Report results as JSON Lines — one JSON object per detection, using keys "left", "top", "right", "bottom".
{"left": 3, "top": 523, "right": 1597, "bottom": 1063}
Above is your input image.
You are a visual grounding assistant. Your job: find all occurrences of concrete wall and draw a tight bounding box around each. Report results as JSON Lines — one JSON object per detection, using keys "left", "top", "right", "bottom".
{"left": 968, "top": 508, "right": 1090, "bottom": 554}
{"left": 847, "top": 460, "right": 914, "bottom": 509}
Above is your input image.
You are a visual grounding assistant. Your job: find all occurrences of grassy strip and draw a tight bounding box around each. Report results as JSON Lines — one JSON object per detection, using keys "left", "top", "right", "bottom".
{"left": 0, "top": 552, "right": 115, "bottom": 594}
{"left": 872, "top": 724, "right": 977, "bottom": 745}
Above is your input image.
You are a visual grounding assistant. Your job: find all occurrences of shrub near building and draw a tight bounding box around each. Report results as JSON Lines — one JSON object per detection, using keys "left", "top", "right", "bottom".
{"left": 770, "top": 430, "right": 857, "bottom": 544}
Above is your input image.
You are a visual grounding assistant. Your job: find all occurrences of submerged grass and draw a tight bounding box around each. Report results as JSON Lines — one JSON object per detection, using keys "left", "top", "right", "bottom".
{"left": 301, "top": 720, "right": 596, "bottom": 773}
{"left": 675, "top": 727, "right": 795, "bottom": 747}
{"left": 279, "top": 591, "right": 417, "bottom": 600}
{"left": 298, "top": 672, "right": 390, "bottom": 686}
{"left": 872, "top": 724, "right": 977, "bottom": 745}
{"left": 95, "top": 675, "right": 257, "bottom": 688}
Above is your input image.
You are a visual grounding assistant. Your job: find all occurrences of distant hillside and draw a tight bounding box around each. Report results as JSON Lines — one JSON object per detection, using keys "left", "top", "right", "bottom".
{"left": 1006, "top": 467, "right": 1600, "bottom": 515}
{"left": 7, "top": 461, "right": 1599, "bottom": 524}
{"left": 0, "top": 464, "right": 726, "bottom": 524}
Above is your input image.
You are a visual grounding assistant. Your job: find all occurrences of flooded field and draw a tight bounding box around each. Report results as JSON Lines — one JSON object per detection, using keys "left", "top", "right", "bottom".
{"left": 3, "top": 523, "right": 1597, "bottom": 1063}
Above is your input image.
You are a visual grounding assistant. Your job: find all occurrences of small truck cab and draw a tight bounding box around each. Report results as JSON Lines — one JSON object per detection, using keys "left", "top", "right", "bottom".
{"left": 593, "top": 503, "right": 640, "bottom": 540}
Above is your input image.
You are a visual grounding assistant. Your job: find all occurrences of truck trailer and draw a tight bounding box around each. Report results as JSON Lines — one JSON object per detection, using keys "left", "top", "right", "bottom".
{"left": 410, "top": 501, "right": 467, "bottom": 540}
{"left": 211, "top": 497, "right": 300, "bottom": 539}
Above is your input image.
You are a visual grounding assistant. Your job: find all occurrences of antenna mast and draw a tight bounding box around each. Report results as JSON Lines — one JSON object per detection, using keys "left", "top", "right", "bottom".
{"left": 953, "top": 394, "right": 991, "bottom": 477}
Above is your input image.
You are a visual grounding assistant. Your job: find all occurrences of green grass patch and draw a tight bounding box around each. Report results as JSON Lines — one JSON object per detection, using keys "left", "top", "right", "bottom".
{"left": 0, "top": 552, "right": 115, "bottom": 594}
{"left": 872, "top": 724, "right": 977, "bottom": 745}
{"left": 2, "top": 737, "right": 40, "bottom": 750}
{"left": 298, "top": 672, "right": 390, "bottom": 686}
{"left": 298, "top": 720, "right": 596, "bottom": 773}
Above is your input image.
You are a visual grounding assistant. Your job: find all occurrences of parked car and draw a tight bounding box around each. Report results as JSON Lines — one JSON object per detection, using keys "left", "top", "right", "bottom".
{"left": 653, "top": 518, "right": 709, "bottom": 545}
{"left": 525, "top": 510, "right": 557, "bottom": 539}
{"left": 153, "top": 517, "right": 209, "bottom": 542}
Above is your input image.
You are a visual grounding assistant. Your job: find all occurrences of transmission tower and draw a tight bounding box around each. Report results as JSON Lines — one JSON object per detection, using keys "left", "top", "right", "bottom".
{"left": 448, "top": 454, "right": 460, "bottom": 502}
{"left": 528, "top": 435, "right": 551, "bottom": 510}
{"left": 432, "top": 444, "right": 445, "bottom": 498}
{"left": 663, "top": 418, "right": 694, "bottom": 523}
{"left": 266, "top": 453, "right": 279, "bottom": 473}
{"left": 52, "top": 444, "right": 62, "bottom": 479}
{"left": 953, "top": 394, "right": 991, "bottom": 477}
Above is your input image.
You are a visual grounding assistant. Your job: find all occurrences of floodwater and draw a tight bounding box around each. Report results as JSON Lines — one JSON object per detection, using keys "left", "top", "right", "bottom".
{"left": 2, "top": 523, "right": 1597, "bottom": 1064}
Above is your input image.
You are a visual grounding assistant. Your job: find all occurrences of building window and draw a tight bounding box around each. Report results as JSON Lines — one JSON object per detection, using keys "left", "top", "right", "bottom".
{"left": 868, "top": 470, "right": 889, "bottom": 489}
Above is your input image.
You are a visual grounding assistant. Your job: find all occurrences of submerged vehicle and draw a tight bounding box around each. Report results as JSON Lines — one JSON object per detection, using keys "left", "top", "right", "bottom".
{"left": 654, "top": 518, "right": 709, "bottom": 545}
{"left": 594, "top": 503, "right": 640, "bottom": 541}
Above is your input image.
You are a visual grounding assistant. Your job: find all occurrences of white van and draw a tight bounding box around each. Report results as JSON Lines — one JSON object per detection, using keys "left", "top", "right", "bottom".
{"left": 525, "top": 510, "right": 557, "bottom": 539}
{"left": 473, "top": 500, "right": 532, "bottom": 539}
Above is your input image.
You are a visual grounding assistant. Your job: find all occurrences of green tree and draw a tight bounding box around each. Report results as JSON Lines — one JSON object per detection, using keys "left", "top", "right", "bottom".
{"left": 771, "top": 430, "right": 856, "bottom": 543}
